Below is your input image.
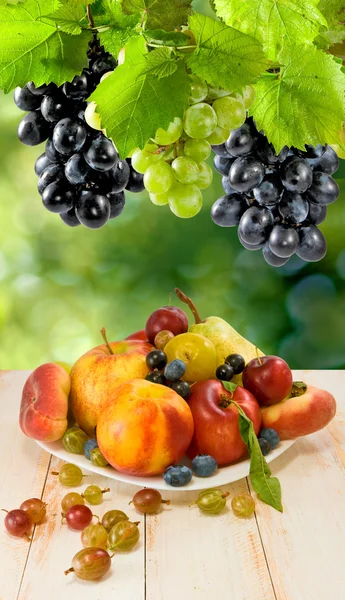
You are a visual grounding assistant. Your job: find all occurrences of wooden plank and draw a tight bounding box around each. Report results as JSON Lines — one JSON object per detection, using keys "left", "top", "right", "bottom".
{"left": 249, "top": 370, "right": 345, "bottom": 600}
{"left": 0, "top": 370, "right": 50, "bottom": 600}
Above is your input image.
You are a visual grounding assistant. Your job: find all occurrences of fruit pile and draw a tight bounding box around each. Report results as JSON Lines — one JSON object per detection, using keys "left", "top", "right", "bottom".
{"left": 19, "top": 290, "right": 337, "bottom": 511}
{"left": 15, "top": 39, "right": 144, "bottom": 230}
{"left": 211, "top": 118, "right": 340, "bottom": 265}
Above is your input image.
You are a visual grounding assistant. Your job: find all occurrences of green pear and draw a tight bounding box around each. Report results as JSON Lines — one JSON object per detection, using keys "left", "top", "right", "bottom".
{"left": 175, "top": 288, "right": 264, "bottom": 383}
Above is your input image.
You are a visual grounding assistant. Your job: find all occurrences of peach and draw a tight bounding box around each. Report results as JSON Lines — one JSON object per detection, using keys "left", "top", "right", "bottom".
{"left": 96, "top": 379, "right": 194, "bottom": 476}
{"left": 70, "top": 339, "right": 153, "bottom": 435}
{"left": 19, "top": 363, "right": 70, "bottom": 442}
{"left": 261, "top": 385, "right": 337, "bottom": 439}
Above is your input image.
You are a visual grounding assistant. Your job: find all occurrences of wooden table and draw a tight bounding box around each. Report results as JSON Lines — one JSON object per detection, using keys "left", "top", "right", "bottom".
{"left": 1, "top": 370, "right": 345, "bottom": 600}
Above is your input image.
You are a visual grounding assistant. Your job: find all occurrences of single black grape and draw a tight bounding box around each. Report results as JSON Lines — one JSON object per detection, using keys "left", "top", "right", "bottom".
{"left": 213, "top": 155, "right": 233, "bottom": 176}
{"left": 238, "top": 231, "right": 265, "bottom": 251}
{"left": 280, "top": 156, "right": 313, "bottom": 193}
{"left": 296, "top": 225, "right": 327, "bottom": 262}
{"left": 307, "top": 202, "right": 327, "bottom": 225}
{"left": 34, "top": 153, "right": 53, "bottom": 176}
{"left": 38, "top": 163, "right": 65, "bottom": 194}
{"left": 253, "top": 173, "right": 282, "bottom": 206}
{"left": 225, "top": 123, "right": 256, "bottom": 157}
{"left": 146, "top": 350, "right": 167, "bottom": 370}
{"left": 18, "top": 112, "right": 51, "bottom": 146}
{"left": 126, "top": 166, "right": 145, "bottom": 193}
{"left": 216, "top": 364, "right": 234, "bottom": 381}
{"left": 41, "top": 93, "right": 68, "bottom": 123}
{"left": 308, "top": 145, "right": 339, "bottom": 175}
{"left": 211, "top": 193, "right": 248, "bottom": 227}
{"left": 14, "top": 85, "right": 41, "bottom": 111}
{"left": 229, "top": 156, "right": 265, "bottom": 193}
{"left": 62, "top": 73, "right": 92, "bottom": 100}
{"left": 221, "top": 175, "right": 237, "bottom": 196}
{"left": 53, "top": 118, "right": 87, "bottom": 155}
{"left": 109, "top": 159, "right": 130, "bottom": 192}
{"left": 262, "top": 244, "right": 290, "bottom": 267}
{"left": 27, "top": 82, "right": 57, "bottom": 96}
{"left": 42, "top": 182, "right": 75, "bottom": 214}
{"left": 107, "top": 191, "right": 125, "bottom": 219}
{"left": 238, "top": 206, "right": 274, "bottom": 244}
{"left": 278, "top": 191, "right": 309, "bottom": 224}
{"left": 76, "top": 190, "right": 110, "bottom": 229}
{"left": 225, "top": 354, "right": 245, "bottom": 375}
{"left": 211, "top": 143, "right": 231, "bottom": 157}
{"left": 84, "top": 136, "right": 118, "bottom": 172}
{"left": 269, "top": 224, "right": 299, "bottom": 258}
{"left": 60, "top": 207, "right": 81, "bottom": 227}
{"left": 145, "top": 371, "right": 167, "bottom": 385}
{"left": 307, "top": 172, "right": 339, "bottom": 205}
{"left": 256, "top": 135, "right": 288, "bottom": 164}
{"left": 45, "top": 138, "right": 63, "bottom": 162}
{"left": 171, "top": 380, "right": 191, "bottom": 399}
{"left": 92, "top": 56, "right": 117, "bottom": 77}
{"left": 65, "top": 153, "right": 92, "bottom": 185}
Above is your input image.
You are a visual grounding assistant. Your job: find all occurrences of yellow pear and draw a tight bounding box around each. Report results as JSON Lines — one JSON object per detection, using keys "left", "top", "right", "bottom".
{"left": 175, "top": 289, "right": 264, "bottom": 383}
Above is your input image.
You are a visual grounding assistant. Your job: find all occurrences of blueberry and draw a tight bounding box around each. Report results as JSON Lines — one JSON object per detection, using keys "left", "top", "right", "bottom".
{"left": 192, "top": 454, "right": 218, "bottom": 477}
{"left": 258, "top": 438, "right": 271, "bottom": 456}
{"left": 84, "top": 438, "right": 98, "bottom": 460}
{"left": 163, "top": 465, "right": 192, "bottom": 487}
{"left": 225, "top": 354, "right": 245, "bottom": 375}
{"left": 216, "top": 363, "right": 234, "bottom": 381}
{"left": 171, "top": 380, "right": 191, "bottom": 399}
{"left": 145, "top": 371, "right": 167, "bottom": 385}
{"left": 146, "top": 350, "right": 167, "bottom": 370}
{"left": 164, "top": 359, "right": 186, "bottom": 382}
{"left": 260, "top": 428, "right": 280, "bottom": 450}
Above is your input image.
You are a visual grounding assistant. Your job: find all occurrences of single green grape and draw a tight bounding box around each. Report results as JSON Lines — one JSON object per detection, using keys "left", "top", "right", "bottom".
{"left": 149, "top": 192, "right": 169, "bottom": 206}
{"left": 61, "top": 492, "right": 85, "bottom": 512}
{"left": 168, "top": 183, "right": 203, "bottom": 219}
{"left": 184, "top": 138, "right": 211, "bottom": 163}
{"left": 81, "top": 523, "right": 109, "bottom": 549}
{"left": 231, "top": 493, "right": 255, "bottom": 518}
{"left": 82, "top": 485, "right": 110, "bottom": 505}
{"left": 183, "top": 103, "right": 217, "bottom": 139}
{"left": 84, "top": 102, "right": 102, "bottom": 131}
{"left": 54, "top": 463, "right": 85, "bottom": 487}
{"left": 189, "top": 76, "right": 208, "bottom": 104}
{"left": 193, "top": 488, "right": 229, "bottom": 514}
{"left": 65, "top": 548, "right": 112, "bottom": 581}
{"left": 206, "top": 126, "right": 230, "bottom": 145}
{"left": 102, "top": 510, "right": 129, "bottom": 532}
{"left": 171, "top": 156, "right": 199, "bottom": 184}
{"left": 90, "top": 448, "right": 108, "bottom": 467}
{"left": 108, "top": 520, "right": 140, "bottom": 552}
{"left": 195, "top": 162, "right": 213, "bottom": 189}
{"left": 154, "top": 118, "right": 183, "bottom": 145}
{"left": 144, "top": 162, "right": 174, "bottom": 194}
{"left": 207, "top": 86, "right": 231, "bottom": 101}
{"left": 213, "top": 96, "right": 246, "bottom": 131}
{"left": 131, "top": 145, "right": 162, "bottom": 174}
{"left": 62, "top": 427, "right": 88, "bottom": 454}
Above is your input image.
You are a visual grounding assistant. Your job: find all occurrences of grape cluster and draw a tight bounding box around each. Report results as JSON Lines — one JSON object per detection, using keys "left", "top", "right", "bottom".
{"left": 131, "top": 78, "right": 254, "bottom": 218}
{"left": 211, "top": 117, "right": 340, "bottom": 266}
{"left": 15, "top": 39, "right": 144, "bottom": 229}
{"left": 145, "top": 349, "right": 191, "bottom": 399}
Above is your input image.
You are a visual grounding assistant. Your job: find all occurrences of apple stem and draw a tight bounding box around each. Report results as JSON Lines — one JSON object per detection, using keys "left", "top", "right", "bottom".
{"left": 256, "top": 347, "right": 262, "bottom": 365}
{"left": 1, "top": 509, "right": 9, "bottom": 513}
{"left": 100, "top": 327, "right": 114, "bottom": 355}
{"left": 174, "top": 288, "right": 203, "bottom": 324}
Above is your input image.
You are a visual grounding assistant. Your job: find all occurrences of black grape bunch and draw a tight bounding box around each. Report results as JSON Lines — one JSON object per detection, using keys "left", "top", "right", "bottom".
{"left": 14, "top": 39, "right": 144, "bottom": 229}
{"left": 211, "top": 117, "right": 340, "bottom": 266}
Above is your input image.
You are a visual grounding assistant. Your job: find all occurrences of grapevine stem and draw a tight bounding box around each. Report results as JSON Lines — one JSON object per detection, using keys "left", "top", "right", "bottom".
{"left": 147, "top": 43, "right": 197, "bottom": 50}
{"left": 101, "top": 328, "right": 114, "bottom": 355}
{"left": 174, "top": 288, "right": 203, "bottom": 324}
{"left": 86, "top": 4, "right": 95, "bottom": 29}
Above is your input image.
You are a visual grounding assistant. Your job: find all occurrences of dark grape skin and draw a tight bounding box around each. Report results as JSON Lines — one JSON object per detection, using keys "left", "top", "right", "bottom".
{"left": 296, "top": 225, "right": 327, "bottom": 262}
{"left": 27, "top": 82, "right": 57, "bottom": 96}
{"left": 256, "top": 135, "right": 289, "bottom": 164}
{"left": 18, "top": 111, "right": 51, "bottom": 146}
{"left": 297, "top": 144, "right": 324, "bottom": 159}
{"left": 225, "top": 123, "right": 257, "bottom": 157}
{"left": 92, "top": 56, "right": 117, "bottom": 77}
{"left": 221, "top": 175, "right": 237, "bottom": 196}
{"left": 262, "top": 244, "right": 290, "bottom": 267}
{"left": 53, "top": 118, "right": 87, "bottom": 156}
{"left": 45, "top": 138, "right": 63, "bottom": 162}
{"left": 41, "top": 94, "right": 68, "bottom": 123}
{"left": 211, "top": 194, "right": 248, "bottom": 227}
{"left": 65, "top": 153, "right": 93, "bottom": 185}
{"left": 238, "top": 230, "right": 265, "bottom": 250}
{"left": 213, "top": 155, "right": 233, "bottom": 176}
{"left": 14, "top": 85, "right": 41, "bottom": 111}
{"left": 107, "top": 191, "right": 125, "bottom": 219}
{"left": 211, "top": 143, "right": 231, "bottom": 158}
{"left": 280, "top": 155, "right": 313, "bottom": 193}
{"left": 229, "top": 156, "right": 265, "bottom": 193}
{"left": 307, "top": 202, "right": 327, "bottom": 225}
{"left": 268, "top": 224, "right": 299, "bottom": 258}
{"left": 307, "top": 172, "right": 339, "bottom": 205}
{"left": 60, "top": 208, "right": 81, "bottom": 227}
{"left": 84, "top": 136, "right": 118, "bottom": 172}
{"left": 238, "top": 206, "right": 274, "bottom": 244}
{"left": 38, "top": 163, "right": 66, "bottom": 194}
{"left": 126, "top": 164, "right": 145, "bottom": 193}
{"left": 76, "top": 190, "right": 111, "bottom": 229}
{"left": 34, "top": 153, "right": 53, "bottom": 176}
{"left": 253, "top": 173, "right": 282, "bottom": 206}
{"left": 278, "top": 191, "right": 309, "bottom": 224}
{"left": 308, "top": 145, "right": 339, "bottom": 175}
{"left": 62, "top": 73, "right": 92, "bottom": 100}
{"left": 42, "top": 182, "right": 75, "bottom": 214}
{"left": 107, "top": 159, "right": 130, "bottom": 193}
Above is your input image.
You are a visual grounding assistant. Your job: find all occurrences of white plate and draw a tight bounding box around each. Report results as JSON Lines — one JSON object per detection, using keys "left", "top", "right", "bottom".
{"left": 36, "top": 437, "right": 296, "bottom": 492}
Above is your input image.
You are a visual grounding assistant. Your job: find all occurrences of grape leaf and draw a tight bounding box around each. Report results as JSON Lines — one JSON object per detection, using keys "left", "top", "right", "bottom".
{"left": 141, "top": 47, "right": 179, "bottom": 78}
{"left": 121, "top": 0, "right": 193, "bottom": 30}
{"left": 94, "top": 0, "right": 140, "bottom": 57}
{"left": 250, "top": 44, "right": 345, "bottom": 153}
{"left": 315, "top": 0, "right": 345, "bottom": 49}
{"left": 0, "top": 0, "right": 91, "bottom": 92}
{"left": 144, "top": 29, "right": 191, "bottom": 47}
{"left": 186, "top": 14, "right": 268, "bottom": 93}
{"left": 89, "top": 36, "right": 190, "bottom": 158}
{"left": 214, "top": 0, "right": 327, "bottom": 61}
{"left": 45, "top": 0, "right": 88, "bottom": 35}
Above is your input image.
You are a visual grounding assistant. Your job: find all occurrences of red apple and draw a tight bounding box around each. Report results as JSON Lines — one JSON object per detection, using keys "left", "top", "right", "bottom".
{"left": 242, "top": 356, "right": 293, "bottom": 407}
{"left": 146, "top": 306, "right": 188, "bottom": 343}
{"left": 125, "top": 329, "right": 147, "bottom": 341}
{"left": 186, "top": 381, "right": 261, "bottom": 466}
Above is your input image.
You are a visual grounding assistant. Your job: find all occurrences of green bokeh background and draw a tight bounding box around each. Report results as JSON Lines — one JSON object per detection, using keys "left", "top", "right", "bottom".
{"left": 1, "top": 0, "right": 344, "bottom": 370}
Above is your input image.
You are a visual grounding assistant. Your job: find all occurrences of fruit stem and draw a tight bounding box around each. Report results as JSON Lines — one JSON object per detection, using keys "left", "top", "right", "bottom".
{"left": 174, "top": 288, "right": 203, "bottom": 324}
{"left": 162, "top": 499, "right": 170, "bottom": 505}
{"left": 51, "top": 471, "right": 59, "bottom": 476}
{"left": 64, "top": 567, "right": 74, "bottom": 576}
{"left": 101, "top": 327, "right": 114, "bottom": 355}
{"left": 86, "top": 5, "right": 95, "bottom": 29}
{"left": 1, "top": 509, "right": 9, "bottom": 513}
{"left": 222, "top": 492, "right": 230, "bottom": 499}
{"left": 256, "top": 347, "right": 262, "bottom": 365}
{"left": 102, "top": 488, "right": 111, "bottom": 495}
